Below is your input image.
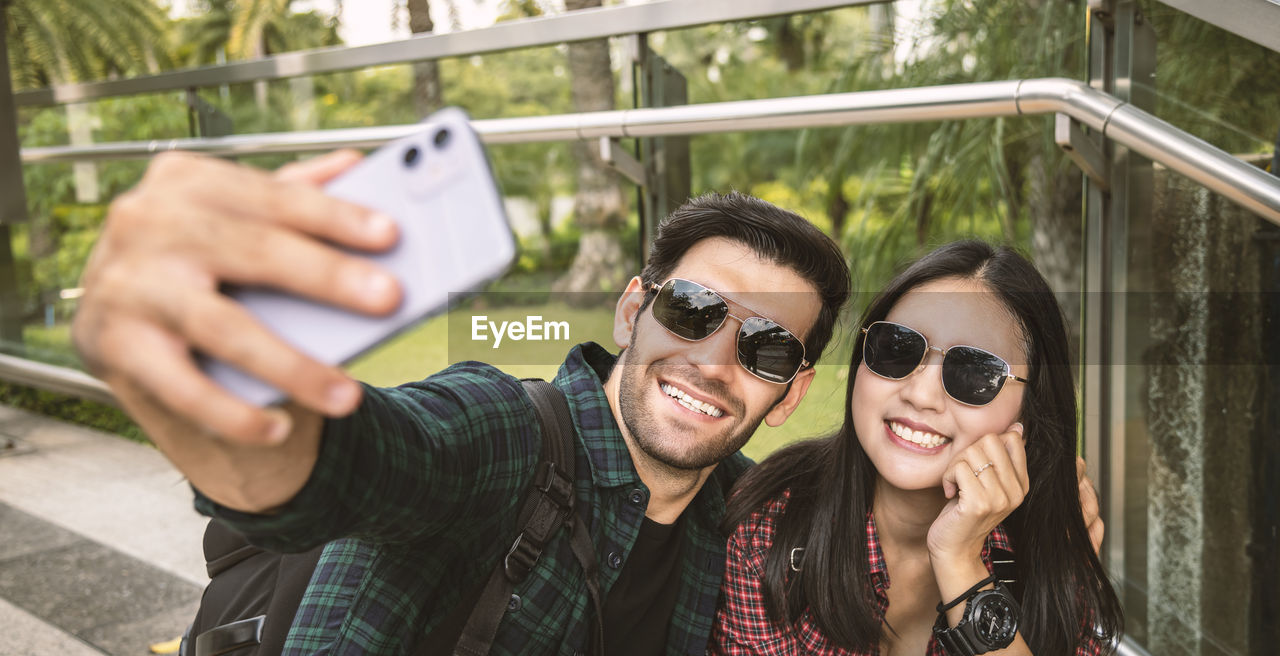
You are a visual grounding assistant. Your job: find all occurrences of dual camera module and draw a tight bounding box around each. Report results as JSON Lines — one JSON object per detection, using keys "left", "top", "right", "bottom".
{"left": 402, "top": 127, "right": 452, "bottom": 168}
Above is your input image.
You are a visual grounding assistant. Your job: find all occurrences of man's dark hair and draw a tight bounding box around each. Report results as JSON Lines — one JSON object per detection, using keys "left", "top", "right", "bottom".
{"left": 638, "top": 191, "right": 850, "bottom": 366}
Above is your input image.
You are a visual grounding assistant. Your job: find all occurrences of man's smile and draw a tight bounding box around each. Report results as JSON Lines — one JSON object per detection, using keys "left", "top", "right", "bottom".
{"left": 659, "top": 380, "right": 727, "bottom": 418}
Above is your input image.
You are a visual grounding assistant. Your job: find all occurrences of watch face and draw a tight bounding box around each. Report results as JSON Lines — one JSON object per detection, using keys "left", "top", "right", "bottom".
{"left": 972, "top": 592, "right": 1019, "bottom": 645}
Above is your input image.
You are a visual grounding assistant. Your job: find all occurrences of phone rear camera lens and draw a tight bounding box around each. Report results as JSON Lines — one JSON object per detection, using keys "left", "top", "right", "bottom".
{"left": 403, "top": 146, "right": 421, "bottom": 167}
{"left": 433, "top": 128, "right": 451, "bottom": 149}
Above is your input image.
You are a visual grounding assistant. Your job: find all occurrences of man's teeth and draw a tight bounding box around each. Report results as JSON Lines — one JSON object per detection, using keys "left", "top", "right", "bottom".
{"left": 889, "top": 421, "right": 950, "bottom": 448}
{"left": 661, "top": 383, "right": 724, "bottom": 418}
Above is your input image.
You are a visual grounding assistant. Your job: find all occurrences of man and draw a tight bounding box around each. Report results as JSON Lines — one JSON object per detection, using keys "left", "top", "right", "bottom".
{"left": 73, "top": 150, "right": 1103, "bottom": 654}
{"left": 72, "top": 149, "right": 851, "bottom": 655}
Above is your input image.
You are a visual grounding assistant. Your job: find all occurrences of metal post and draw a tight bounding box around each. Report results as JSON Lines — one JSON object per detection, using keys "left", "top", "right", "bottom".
{"left": 0, "top": 4, "right": 29, "bottom": 346}
{"left": 633, "top": 34, "right": 691, "bottom": 263}
{"left": 1081, "top": 0, "right": 1155, "bottom": 645}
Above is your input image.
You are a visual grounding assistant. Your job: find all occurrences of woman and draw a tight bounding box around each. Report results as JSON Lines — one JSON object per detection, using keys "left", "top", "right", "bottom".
{"left": 713, "top": 241, "right": 1123, "bottom": 655}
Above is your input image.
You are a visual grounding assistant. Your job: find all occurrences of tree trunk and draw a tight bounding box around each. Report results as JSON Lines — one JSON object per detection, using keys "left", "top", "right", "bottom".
{"left": 252, "top": 38, "right": 268, "bottom": 111}
{"left": 827, "top": 179, "right": 849, "bottom": 241}
{"left": 407, "top": 0, "right": 443, "bottom": 117}
{"left": 554, "top": 0, "right": 630, "bottom": 303}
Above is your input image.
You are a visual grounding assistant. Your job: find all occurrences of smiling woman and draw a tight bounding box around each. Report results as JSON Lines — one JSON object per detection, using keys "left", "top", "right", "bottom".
{"left": 713, "top": 240, "right": 1123, "bottom": 656}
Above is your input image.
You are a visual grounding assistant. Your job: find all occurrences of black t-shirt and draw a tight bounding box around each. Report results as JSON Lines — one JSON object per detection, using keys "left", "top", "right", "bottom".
{"left": 602, "top": 514, "right": 686, "bottom": 655}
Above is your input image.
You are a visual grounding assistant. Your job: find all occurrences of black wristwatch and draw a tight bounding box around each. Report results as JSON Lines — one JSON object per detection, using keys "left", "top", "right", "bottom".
{"left": 932, "top": 576, "right": 1020, "bottom": 655}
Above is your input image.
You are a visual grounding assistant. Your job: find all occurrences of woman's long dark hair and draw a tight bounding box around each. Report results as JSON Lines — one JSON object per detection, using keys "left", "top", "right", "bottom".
{"left": 725, "top": 240, "right": 1123, "bottom": 653}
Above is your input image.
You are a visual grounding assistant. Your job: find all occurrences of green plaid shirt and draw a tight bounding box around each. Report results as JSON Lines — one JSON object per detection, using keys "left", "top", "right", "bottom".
{"left": 196, "top": 342, "right": 752, "bottom": 655}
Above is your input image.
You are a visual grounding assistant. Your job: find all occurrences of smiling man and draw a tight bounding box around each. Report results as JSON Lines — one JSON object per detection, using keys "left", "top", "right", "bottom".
{"left": 71, "top": 150, "right": 851, "bottom": 656}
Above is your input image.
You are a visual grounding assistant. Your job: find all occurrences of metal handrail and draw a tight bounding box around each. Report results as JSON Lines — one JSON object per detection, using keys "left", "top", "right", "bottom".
{"left": 23, "top": 78, "right": 1280, "bottom": 226}
{"left": 0, "top": 353, "right": 115, "bottom": 406}
{"left": 12, "top": 78, "right": 1280, "bottom": 402}
{"left": 11, "top": 0, "right": 878, "bottom": 107}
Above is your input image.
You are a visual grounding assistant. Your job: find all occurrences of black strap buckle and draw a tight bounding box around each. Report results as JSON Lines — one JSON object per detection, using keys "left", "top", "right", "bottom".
{"left": 503, "top": 533, "right": 541, "bottom": 583}
{"left": 532, "top": 461, "right": 574, "bottom": 506}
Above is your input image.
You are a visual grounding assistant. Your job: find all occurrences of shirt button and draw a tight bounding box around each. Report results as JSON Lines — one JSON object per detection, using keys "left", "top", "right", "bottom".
{"left": 608, "top": 551, "right": 623, "bottom": 569}
{"left": 507, "top": 594, "right": 522, "bottom": 612}
{"left": 628, "top": 489, "right": 645, "bottom": 505}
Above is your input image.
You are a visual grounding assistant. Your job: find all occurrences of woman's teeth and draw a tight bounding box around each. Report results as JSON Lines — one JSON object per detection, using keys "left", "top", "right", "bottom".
{"left": 661, "top": 383, "right": 724, "bottom": 417}
{"left": 888, "top": 421, "right": 949, "bottom": 448}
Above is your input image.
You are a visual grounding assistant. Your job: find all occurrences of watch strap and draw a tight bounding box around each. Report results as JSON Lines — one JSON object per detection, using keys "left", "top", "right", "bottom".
{"left": 933, "top": 611, "right": 977, "bottom": 656}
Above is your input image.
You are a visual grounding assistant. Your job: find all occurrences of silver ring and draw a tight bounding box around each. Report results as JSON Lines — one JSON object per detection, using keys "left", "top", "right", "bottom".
{"left": 973, "top": 462, "right": 994, "bottom": 477}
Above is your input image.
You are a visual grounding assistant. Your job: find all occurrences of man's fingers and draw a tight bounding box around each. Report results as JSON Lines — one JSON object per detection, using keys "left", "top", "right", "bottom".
{"left": 196, "top": 214, "right": 402, "bottom": 315}
{"left": 108, "top": 266, "right": 363, "bottom": 416}
{"left": 95, "top": 318, "right": 292, "bottom": 445}
{"left": 89, "top": 255, "right": 366, "bottom": 418}
{"left": 146, "top": 151, "right": 397, "bottom": 253}
{"left": 275, "top": 149, "right": 364, "bottom": 185}
{"left": 174, "top": 293, "right": 363, "bottom": 417}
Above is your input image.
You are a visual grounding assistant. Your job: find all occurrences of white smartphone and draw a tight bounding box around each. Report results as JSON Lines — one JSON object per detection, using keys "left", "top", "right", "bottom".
{"left": 202, "top": 107, "right": 516, "bottom": 406}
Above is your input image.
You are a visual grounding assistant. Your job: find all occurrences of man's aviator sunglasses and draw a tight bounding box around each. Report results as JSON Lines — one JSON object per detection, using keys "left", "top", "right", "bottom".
{"left": 860, "top": 321, "right": 1029, "bottom": 406}
{"left": 646, "top": 278, "right": 809, "bottom": 384}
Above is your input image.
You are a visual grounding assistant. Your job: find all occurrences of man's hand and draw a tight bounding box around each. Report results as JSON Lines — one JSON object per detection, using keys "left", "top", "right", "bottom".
{"left": 1077, "top": 456, "right": 1105, "bottom": 555}
{"left": 71, "top": 150, "right": 401, "bottom": 510}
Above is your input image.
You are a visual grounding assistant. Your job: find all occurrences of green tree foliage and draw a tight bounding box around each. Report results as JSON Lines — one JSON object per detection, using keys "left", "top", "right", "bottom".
{"left": 4, "top": 0, "right": 171, "bottom": 88}
{"left": 176, "top": 0, "right": 342, "bottom": 66}
{"left": 1139, "top": 1, "right": 1280, "bottom": 153}
{"left": 655, "top": 2, "right": 1086, "bottom": 301}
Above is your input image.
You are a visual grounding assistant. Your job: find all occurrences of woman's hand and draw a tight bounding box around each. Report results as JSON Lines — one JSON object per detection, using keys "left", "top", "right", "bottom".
{"left": 927, "top": 423, "right": 1029, "bottom": 564}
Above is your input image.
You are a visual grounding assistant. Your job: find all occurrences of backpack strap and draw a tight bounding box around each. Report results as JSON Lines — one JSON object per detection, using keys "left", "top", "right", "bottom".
{"left": 438, "top": 379, "right": 603, "bottom": 656}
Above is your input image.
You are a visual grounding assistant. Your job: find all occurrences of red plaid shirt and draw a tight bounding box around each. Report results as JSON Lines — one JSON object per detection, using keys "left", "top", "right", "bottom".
{"left": 712, "top": 490, "right": 1107, "bottom": 655}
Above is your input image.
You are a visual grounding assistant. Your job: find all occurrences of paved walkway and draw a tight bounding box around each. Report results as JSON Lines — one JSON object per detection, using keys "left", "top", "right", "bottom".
{"left": 0, "top": 405, "right": 209, "bottom": 656}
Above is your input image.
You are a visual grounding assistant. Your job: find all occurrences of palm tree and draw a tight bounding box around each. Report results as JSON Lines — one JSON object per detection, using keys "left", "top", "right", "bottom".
{"left": 181, "top": 0, "right": 338, "bottom": 110}
{"left": 5, "top": 0, "right": 170, "bottom": 88}
{"left": 406, "top": 0, "right": 443, "bottom": 117}
{"left": 788, "top": 0, "right": 1085, "bottom": 320}
{"left": 5, "top": 0, "right": 172, "bottom": 260}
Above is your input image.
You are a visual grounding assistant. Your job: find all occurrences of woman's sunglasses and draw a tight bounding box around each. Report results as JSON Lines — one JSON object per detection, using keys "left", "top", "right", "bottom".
{"left": 646, "top": 278, "right": 809, "bottom": 384}
{"left": 860, "top": 321, "right": 1029, "bottom": 406}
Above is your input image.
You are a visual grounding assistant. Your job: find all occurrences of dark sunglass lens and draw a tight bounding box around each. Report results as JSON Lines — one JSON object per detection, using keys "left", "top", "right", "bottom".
{"left": 942, "top": 347, "right": 1008, "bottom": 405}
{"left": 864, "top": 323, "right": 926, "bottom": 379}
{"left": 653, "top": 280, "right": 728, "bottom": 340}
{"left": 738, "top": 317, "right": 805, "bottom": 383}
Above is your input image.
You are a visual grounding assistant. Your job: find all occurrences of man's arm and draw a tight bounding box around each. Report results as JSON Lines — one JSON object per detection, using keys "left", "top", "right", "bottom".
{"left": 72, "top": 150, "right": 402, "bottom": 512}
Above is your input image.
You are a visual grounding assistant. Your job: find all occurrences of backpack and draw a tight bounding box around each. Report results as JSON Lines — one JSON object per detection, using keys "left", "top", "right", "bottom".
{"left": 182, "top": 379, "right": 603, "bottom": 656}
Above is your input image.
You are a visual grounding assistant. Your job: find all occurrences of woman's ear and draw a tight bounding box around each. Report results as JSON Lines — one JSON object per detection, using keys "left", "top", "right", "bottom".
{"left": 613, "top": 277, "right": 647, "bottom": 349}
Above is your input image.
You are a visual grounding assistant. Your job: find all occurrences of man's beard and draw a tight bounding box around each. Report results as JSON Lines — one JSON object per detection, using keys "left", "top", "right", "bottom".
{"left": 616, "top": 332, "right": 776, "bottom": 471}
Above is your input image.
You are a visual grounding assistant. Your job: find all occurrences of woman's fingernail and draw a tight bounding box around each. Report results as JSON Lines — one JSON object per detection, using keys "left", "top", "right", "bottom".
{"left": 1011, "top": 422, "right": 1025, "bottom": 436}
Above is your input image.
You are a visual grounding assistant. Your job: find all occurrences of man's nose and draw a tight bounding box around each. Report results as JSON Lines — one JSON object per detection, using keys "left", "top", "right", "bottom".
{"left": 685, "top": 318, "right": 740, "bottom": 379}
